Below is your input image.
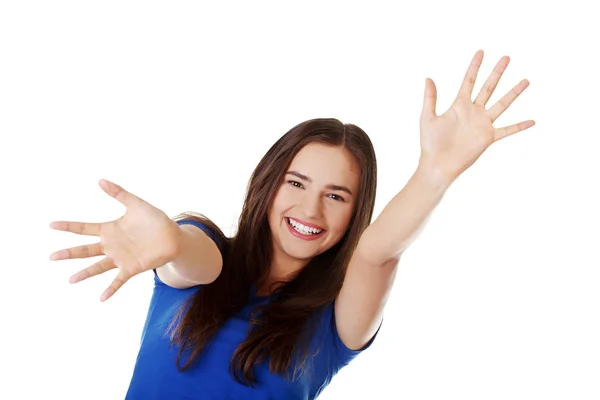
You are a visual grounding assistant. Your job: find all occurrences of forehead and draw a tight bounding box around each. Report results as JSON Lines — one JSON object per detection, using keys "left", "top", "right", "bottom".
{"left": 289, "top": 142, "right": 360, "bottom": 185}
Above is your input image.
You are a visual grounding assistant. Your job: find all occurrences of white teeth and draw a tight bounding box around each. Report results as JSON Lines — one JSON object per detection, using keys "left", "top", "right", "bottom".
{"left": 287, "top": 218, "right": 322, "bottom": 235}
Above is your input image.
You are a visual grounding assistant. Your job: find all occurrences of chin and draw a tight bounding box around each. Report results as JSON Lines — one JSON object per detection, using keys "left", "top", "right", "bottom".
{"left": 288, "top": 251, "right": 317, "bottom": 262}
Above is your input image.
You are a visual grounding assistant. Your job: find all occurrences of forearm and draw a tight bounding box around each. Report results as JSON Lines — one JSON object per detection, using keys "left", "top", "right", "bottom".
{"left": 166, "top": 224, "right": 223, "bottom": 285}
{"left": 359, "top": 160, "right": 451, "bottom": 265}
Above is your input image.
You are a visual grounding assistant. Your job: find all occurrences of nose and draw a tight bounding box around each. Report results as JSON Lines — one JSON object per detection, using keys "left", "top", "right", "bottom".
{"left": 300, "top": 192, "right": 323, "bottom": 220}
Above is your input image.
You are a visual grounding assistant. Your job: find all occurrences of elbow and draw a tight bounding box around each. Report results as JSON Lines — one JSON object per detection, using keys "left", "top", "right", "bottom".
{"left": 355, "top": 236, "right": 404, "bottom": 268}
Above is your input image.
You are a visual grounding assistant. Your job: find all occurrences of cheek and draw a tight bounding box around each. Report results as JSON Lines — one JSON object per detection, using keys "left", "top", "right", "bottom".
{"left": 268, "top": 204, "right": 281, "bottom": 227}
{"left": 328, "top": 208, "right": 354, "bottom": 234}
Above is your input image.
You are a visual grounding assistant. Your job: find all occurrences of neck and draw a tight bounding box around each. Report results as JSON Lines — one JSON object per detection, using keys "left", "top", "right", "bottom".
{"left": 257, "top": 247, "right": 309, "bottom": 296}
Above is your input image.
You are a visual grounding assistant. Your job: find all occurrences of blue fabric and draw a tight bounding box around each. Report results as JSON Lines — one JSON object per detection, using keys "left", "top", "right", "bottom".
{"left": 125, "top": 220, "right": 378, "bottom": 399}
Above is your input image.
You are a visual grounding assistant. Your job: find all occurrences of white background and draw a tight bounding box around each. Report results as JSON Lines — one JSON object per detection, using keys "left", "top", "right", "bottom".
{"left": 1, "top": 1, "right": 599, "bottom": 399}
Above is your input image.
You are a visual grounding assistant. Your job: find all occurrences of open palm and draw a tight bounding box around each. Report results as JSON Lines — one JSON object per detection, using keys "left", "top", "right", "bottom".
{"left": 419, "top": 50, "right": 535, "bottom": 184}
{"left": 49, "top": 179, "right": 181, "bottom": 301}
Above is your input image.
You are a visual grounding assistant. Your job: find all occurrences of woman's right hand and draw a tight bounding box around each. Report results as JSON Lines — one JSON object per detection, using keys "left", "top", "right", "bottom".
{"left": 49, "top": 179, "right": 182, "bottom": 302}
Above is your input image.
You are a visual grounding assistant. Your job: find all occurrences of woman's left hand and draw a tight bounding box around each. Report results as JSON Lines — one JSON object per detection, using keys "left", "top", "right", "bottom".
{"left": 418, "top": 50, "right": 535, "bottom": 185}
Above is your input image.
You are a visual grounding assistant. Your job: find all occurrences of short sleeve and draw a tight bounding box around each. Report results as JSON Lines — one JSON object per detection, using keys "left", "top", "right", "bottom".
{"left": 324, "top": 301, "right": 382, "bottom": 367}
{"left": 152, "top": 219, "right": 221, "bottom": 286}
{"left": 177, "top": 219, "right": 222, "bottom": 245}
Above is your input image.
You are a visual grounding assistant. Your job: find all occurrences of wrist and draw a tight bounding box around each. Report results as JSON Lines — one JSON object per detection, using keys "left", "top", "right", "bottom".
{"left": 415, "top": 156, "right": 455, "bottom": 192}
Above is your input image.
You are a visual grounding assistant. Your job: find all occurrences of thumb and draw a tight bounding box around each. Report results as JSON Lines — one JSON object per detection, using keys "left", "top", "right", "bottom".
{"left": 99, "top": 179, "right": 143, "bottom": 209}
{"left": 421, "top": 78, "right": 437, "bottom": 119}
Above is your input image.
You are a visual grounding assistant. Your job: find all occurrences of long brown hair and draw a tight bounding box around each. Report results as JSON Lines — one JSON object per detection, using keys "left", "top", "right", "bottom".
{"left": 167, "top": 118, "right": 377, "bottom": 386}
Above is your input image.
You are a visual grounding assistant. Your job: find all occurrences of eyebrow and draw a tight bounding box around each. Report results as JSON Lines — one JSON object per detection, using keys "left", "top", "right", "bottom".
{"left": 286, "top": 171, "right": 353, "bottom": 196}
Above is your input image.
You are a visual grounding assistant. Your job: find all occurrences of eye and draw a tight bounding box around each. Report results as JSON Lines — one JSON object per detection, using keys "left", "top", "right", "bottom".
{"left": 288, "top": 180, "right": 304, "bottom": 189}
{"left": 329, "top": 194, "right": 346, "bottom": 202}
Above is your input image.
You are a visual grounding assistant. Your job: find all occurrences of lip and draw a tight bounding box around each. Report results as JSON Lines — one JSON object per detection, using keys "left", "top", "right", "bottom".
{"left": 285, "top": 217, "right": 326, "bottom": 241}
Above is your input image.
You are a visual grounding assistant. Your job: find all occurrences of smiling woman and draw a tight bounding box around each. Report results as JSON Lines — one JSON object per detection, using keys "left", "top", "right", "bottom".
{"left": 49, "top": 50, "right": 536, "bottom": 399}
{"left": 51, "top": 117, "right": 379, "bottom": 399}
{"left": 133, "top": 119, "right": 379, "bottom": 399}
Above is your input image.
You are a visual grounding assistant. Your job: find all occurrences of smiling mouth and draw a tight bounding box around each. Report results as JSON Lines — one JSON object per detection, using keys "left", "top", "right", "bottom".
{"left": 286, "top": 217, "right": 325, "bottom": 236}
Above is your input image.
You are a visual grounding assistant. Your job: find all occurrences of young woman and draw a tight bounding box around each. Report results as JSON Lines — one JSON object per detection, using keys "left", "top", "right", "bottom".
{"left": 49, "top": 50, "right": 535, "bottom": 399}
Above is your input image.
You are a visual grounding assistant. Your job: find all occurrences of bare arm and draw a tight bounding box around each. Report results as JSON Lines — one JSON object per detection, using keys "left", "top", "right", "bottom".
{"left": 334, "top": 50, "right": 534, "bottom": 350}
{"left": 335, "top": 165, "right": 449, "bottom": 350}
{"left": 156, "top": 223, "right": 223, "bottom": 289}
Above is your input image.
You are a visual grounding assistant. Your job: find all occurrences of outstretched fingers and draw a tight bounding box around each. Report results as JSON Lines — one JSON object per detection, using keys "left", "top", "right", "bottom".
{"left": 50, "top": 242, "right": 104, "bottom": 261}
{"left": 66, "top": 255, "right": 134, "bottom": 301}
{"left": 49, "top": 221, "right": 101, "bottom": 236}
{"left": 487, "top": 79, "right": 530, "bottom": 122}
{"left": 100, "top": 271, "right": 132, "bottom": 302}
{"left": 99, "top": 179, "right": 144, "bottom": 209}
{"left": 421, "top": 78, "right": 438, "bottom": 119}
{"left": 69, "top": 257, "right": 116, "bottom": 284}
{"left": 458, "top": 50, "right": 484, "bottom": 99}
{"left": 494, "top": 120, "right": 536, "bottom": 141}
{"left": 474, "top": 56, "right": 510, "bottom": 106}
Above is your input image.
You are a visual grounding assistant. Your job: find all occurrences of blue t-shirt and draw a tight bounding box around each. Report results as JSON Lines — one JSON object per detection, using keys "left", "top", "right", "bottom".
{"left": 125, "top": 220, "right": 378, "bottom": 399}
